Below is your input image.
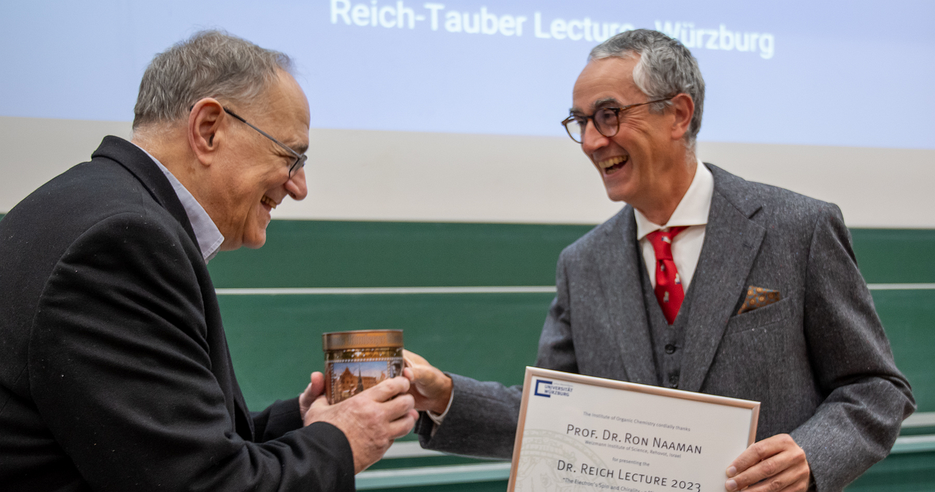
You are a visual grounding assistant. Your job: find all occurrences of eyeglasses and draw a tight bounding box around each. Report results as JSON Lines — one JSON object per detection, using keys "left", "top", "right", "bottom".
{"left": 223, "top": 107, "right": 307, "bottom": 177}
{"left": 561, "top": 96, "right": 675, "bottom": 144}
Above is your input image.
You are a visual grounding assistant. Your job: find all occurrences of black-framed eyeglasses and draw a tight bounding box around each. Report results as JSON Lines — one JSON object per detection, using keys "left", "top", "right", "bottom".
{"left": 223, "top": 107, "right": 307, "bottom": 177}
{"left": 561, "top": 96, "right": 676, "bottom": 144}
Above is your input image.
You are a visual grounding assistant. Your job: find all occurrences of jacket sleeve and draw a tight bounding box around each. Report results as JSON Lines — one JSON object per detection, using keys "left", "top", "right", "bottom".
{"left": 252, "top": 398, "right": 304, "bottom": 442}
{"left": 790, "top": 203, "right": 915, "bottom": 491}
{"left": 29, "top": 213, "right": 354, "bottom": 491}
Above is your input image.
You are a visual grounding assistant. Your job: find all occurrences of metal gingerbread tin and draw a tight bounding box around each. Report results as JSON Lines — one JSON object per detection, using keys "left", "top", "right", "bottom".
{"left": 323, "top": 330, "right": 404, "bottom": 404}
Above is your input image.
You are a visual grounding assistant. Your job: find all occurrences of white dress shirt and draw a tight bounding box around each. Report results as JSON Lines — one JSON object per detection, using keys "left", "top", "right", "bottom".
{"left": 634, "top": 160, "right": 714, "bottom": 291}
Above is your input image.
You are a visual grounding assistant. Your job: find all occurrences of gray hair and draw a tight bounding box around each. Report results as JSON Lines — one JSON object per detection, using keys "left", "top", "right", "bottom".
{"left": 132, "top": 30, "right": 293, "bottom": 130}
{"left": 589, "top": 29, "right": 705, "bottom": 148}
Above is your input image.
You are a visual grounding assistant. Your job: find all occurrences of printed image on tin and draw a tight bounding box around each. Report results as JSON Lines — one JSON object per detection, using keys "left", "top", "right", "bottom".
{"left": 328, "top": 360, "right": 403, "bottom": 403}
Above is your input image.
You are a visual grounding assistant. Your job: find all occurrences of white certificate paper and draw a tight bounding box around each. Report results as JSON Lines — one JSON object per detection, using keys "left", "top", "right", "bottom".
{"left": 509, "top": 367, "right": 759, "bottom": 492}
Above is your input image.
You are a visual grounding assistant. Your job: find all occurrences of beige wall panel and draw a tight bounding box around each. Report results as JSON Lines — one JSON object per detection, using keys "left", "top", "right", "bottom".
{"left": 2, "top": 117, "right": 932, "bottom": 228}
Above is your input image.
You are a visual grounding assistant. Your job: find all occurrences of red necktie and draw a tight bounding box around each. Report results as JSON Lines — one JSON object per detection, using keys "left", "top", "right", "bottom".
{"left": 646, "top": 226, "right": 689, "bottom": 324}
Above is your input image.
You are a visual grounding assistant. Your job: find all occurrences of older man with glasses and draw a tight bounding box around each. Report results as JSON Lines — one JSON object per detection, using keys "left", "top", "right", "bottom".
{"left": 0, "top": 31, "right": 417, "bottom": 491}
{"left": 406, "top": 29, "right": 914, "bottom": 492}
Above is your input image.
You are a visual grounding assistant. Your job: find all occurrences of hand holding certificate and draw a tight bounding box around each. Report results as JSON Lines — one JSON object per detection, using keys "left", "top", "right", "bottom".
{"left": 509, "top": 368, "right": 760, "bottom": 492}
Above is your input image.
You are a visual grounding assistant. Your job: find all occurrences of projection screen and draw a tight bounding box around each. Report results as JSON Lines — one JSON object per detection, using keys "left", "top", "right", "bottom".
{"left": 2, "top": 0, "right": 932, "bottom": 227}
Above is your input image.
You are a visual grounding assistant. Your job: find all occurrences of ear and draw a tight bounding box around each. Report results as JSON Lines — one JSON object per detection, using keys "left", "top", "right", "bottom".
{"left": 668, "top": 93, "right": 695, "bottom": 141}
{"left": 188, "top": 98, "right": 225, "bottom": 167}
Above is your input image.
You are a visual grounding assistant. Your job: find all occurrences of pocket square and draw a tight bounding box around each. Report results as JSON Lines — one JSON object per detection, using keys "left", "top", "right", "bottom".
{"left": 738, "top": 286, "right": 781, "bottom": 314}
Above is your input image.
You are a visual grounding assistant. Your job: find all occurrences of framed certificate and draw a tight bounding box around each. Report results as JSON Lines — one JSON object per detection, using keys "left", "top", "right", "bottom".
{"left": 508, "top": 367, "right": 759, "bottom": 492}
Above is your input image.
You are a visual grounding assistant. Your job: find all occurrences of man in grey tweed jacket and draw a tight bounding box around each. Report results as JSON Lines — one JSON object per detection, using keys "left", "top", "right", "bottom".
{"left": 406, "top": 30, "right": 914, "bottom": 492}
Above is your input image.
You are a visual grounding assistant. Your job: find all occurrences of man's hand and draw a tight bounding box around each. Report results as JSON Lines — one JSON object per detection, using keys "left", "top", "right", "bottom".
{"left": 403, "top": 349, "right": 453, "bottom": 415}
{"left": 304, "top": 373, "right": 418, "bottom": 474}
{"left": 299, "top": 372, "right": 326, "bottom": 418}
{"left": 726, "top": 434, "right": 810, "bottom": 492}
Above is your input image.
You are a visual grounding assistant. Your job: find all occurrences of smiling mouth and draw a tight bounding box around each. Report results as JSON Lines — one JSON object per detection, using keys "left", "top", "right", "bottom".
{"left": 260, "top": 195, "right": 278, "bottom": 210}
{"left": 597, "top": 155, "right": 628, "bottom": 175}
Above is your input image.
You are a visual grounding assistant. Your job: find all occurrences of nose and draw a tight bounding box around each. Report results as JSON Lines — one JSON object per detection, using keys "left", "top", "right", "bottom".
{"left": 285, "top": 166, "right": 308, "bottom": 201}
{"left": 580, "top": 120, "right": 610, "bottom": 155}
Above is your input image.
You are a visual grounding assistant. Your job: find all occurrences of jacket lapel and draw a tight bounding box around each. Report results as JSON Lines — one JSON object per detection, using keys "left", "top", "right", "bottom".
{"left": 679, "top": 165, "right": 765, "bottom": 392}
{"left": 598, "top": 208, "right": 658, "bottom": 385}
{"left": 93, "top": 136, "right": 254, "bottom": 438}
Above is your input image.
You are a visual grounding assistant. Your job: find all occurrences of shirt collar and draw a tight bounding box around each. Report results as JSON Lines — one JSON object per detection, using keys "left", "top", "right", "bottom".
{"left": 635, "top": 159, "right": 714, "bottom": 241}
{"left": 133, "top": 144, "right": 225, "bottom": 263}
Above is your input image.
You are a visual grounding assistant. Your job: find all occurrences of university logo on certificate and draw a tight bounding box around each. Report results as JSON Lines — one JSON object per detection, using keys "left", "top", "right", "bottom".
{"left": 508, "top": 367, "right": 759, "bottom": 492}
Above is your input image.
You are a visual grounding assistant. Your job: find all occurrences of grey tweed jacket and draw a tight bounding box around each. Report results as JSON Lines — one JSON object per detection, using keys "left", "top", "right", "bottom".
{"left": 418, "top": 163, "right": 914, "bottom": 492}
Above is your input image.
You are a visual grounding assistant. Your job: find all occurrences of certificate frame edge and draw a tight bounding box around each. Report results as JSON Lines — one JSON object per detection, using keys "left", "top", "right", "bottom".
{"left": 506, "top": 367, "right": 536, "bottom": 492}
{"left": 507, "top": 366, "right": 761, "bottom": 491}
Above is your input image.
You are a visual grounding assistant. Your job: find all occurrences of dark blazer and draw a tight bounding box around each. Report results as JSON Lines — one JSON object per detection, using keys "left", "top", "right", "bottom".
{"left": 0, "top": 137, "right": 354, "bottom": 491}
{"left": 418, "top": 164, "right": 914, "bottom": 492}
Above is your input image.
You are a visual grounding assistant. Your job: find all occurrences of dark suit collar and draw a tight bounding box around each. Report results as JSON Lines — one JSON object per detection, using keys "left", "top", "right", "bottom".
{"left": 92, "top": 136, "right": 199, "bottom": 248}
{"left": 704, "top": 163, "right": 762, "bottom": 220}
{"left": 678, "top": 163, "right": 766, "bottom": 392}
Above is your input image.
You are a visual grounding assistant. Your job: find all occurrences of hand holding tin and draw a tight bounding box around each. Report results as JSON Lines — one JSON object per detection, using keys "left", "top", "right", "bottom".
{"left": 298, "top": 371, "right": 327, "bottom": 418}
{"left": 303, "top": 375, "right": 418, "bottom": 473}
{"left": 404, "top": 349, "right": 453, "bottom": 415}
